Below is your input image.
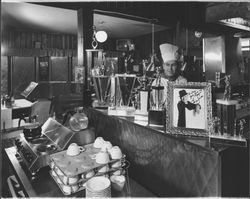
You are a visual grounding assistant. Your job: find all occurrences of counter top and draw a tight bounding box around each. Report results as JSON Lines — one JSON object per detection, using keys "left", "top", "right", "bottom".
{"left": 2, "top": 108, "right": 248, "bottom": 197}
{"left": 1, "top": 99, "right": 33, "bottom": 110}
{"left": 83, "top": 107, "right": 249, "bottom": 197}
{"left": 5, "top": 147, "right": 155, "bottom": 198}
{"left": 94, "top": 108, "right": 247, "bottom": 151}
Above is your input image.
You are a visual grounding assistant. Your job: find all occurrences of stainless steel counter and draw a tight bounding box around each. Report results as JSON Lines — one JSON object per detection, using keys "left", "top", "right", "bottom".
{"left": 5, "top": 147, "right": 155, "bottom": 197}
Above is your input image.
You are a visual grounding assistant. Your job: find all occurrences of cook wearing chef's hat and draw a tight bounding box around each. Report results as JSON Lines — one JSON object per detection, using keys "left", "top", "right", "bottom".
{"left": 151, "top": 43, "right": 187, "bottom": 108}
{"left": 159, "top": 43, "right": 186, "bottom": 82}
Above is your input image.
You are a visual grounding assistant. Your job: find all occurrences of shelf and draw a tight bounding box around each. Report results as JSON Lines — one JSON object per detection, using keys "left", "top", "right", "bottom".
{"left": 85, "top": 49, "right": 103, "bottom": 52}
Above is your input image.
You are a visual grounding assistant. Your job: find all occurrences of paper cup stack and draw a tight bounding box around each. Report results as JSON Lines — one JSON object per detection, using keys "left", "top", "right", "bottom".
{"left": 86, "top": 176, "right": 111, "bottom": 198}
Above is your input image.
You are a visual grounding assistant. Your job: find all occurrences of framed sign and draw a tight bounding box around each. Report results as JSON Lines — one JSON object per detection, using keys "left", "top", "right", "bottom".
{"left": 20, "top": 81, "right": 38, "bottom": 98}
{"left": 75, "top": 66, "right": 84, "bottom": 83}
{"left": 166, "top": 82, "right": 212, "bottom": 137}
{"left": 38, "top": 57, "right": 49, "bottom": 81}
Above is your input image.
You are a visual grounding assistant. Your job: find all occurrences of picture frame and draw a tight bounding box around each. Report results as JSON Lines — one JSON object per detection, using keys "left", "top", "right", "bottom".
{"left": 39, "top": 61, "right": 49, "bottom": 81}
{"left": 20, "top": 81, "right": 38, "bottom": 99}
{"left": 75, "top": 66, "right": 84, "bottom": 83}
{"left": 166, "top": 82, "right": 213, "bottom": 137}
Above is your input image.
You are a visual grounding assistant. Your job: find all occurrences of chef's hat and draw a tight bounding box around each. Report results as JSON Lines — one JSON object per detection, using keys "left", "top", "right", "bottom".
{"left": 159, "top": 43, "right": 179, "bottom": 63}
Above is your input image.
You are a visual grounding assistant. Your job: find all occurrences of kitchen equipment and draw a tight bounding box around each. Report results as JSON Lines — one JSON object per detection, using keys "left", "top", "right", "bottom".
{"left": 14, "top": 118, "right": 75, "bottom": 175}
{"left": 22, "top": 122, "right": 42, "bottom": 141}
{"left": 14, "top": 133, "right": 62, "bottom": 175}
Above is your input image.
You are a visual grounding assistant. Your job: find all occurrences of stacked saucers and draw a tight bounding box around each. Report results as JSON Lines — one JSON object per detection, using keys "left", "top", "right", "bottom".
{"left": 86, "top": 176, "right": 111, "bottom": 198}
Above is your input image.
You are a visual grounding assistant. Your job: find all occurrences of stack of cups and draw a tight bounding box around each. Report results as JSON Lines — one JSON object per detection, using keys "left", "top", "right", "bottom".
{"left": 86, "top": 176, "right": 111, "bottom": 198}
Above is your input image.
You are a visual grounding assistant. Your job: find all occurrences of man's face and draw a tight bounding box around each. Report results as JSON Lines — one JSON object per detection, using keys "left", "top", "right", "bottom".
{"left": 163, "top": 60, "right": 178, "bottom": 78}
{"left": 182, "top": 95, "right": 188, "bottom": 104}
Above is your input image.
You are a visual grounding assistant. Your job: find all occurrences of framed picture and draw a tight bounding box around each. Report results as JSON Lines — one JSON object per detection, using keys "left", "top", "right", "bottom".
{"left": 166, "top": 82, "right": 213, "bottom": 137}
{"left": 75, "top": 66, "right": 84, "bottom": 83}
{"left": 39, "top": 59, "right": 49, "bottom": 81}
{"left": 20, "top": 81, "right": 38, "bottom": 98}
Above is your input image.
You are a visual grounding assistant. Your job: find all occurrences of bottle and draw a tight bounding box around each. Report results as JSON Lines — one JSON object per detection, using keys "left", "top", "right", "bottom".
{"left": 69, "top": 107, "right": 88, "bottom": 131}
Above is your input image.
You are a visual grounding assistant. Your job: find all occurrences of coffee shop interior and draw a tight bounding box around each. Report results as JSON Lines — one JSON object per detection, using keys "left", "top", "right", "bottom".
{"left": 1, "top": 1, "right": 249, "bottom": 198}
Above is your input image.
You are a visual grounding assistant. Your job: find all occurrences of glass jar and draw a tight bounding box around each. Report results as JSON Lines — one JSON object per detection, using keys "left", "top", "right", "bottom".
{"left": 69, "top": 107, "right": 88, "bottom": 131}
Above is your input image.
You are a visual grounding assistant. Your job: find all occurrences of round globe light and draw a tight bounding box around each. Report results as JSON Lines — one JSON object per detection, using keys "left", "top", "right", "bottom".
{"left": 95, "top": 31, "right": 108, "bottom": 43}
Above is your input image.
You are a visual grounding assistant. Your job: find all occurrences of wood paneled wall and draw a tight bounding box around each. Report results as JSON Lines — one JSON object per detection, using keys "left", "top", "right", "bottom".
{"left": 1, "top": 30, "right": 77, "bottom": 57}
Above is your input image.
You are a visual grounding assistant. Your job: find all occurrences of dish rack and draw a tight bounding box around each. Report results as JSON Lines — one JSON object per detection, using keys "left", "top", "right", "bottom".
{"left": 49, "top": 143, "right": 127, "bottom": 195}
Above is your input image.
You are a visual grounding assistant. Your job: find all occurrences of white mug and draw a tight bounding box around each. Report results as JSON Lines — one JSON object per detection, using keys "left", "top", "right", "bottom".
{"left": 56, "top": 168, "right": 64, "bottom": 176}
{"left": 95, "top": 151, "right": 110, "bottom": 164}
{"left": 111, "top": 160, "right": 122, "bottom": 168}
{"left": 110, "top": 175, "right": 126, "bottom": 191}
{"left": 83, "top": 170, "right": 95, "bottom": 179}
{"left": 71, "top": 184, "right": 79, "bottom": 193}
{"left": 67, "top": 143, "right": 85, "bottom": 156}
{"left": 62, "top": 185, "right": 72, "bottom": 194}
{"left": 93, "top": 137, "right": 105, "bottom": 148}
{"left": 109, "top": 146, "right": 123, "bottom": 159}
{"left": 62, "top": 175, "right": 79, "bottom": 185}
{"left": 98, "top": 165, "right": 109, "bottom": 173}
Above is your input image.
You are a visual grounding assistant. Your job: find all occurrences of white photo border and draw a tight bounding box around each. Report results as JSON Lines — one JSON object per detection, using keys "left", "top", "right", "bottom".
{"left": 166, "top": 82, "right": 213, "bottom": 137}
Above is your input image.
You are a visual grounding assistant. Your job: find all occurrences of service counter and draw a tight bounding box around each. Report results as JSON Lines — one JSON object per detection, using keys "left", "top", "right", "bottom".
{"left": 82, "top": 108, "right": 249, "bottom": 197}
{"left": 2, "top": 107, "right": 249, "bottom": 197}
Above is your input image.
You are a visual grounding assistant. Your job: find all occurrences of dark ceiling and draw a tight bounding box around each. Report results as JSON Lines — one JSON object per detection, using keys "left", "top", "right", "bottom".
{"left": 2, "top": 1, "right": 250, "bottom": 38}
{"left": 33, "top": 1, "right": 250, "bottom": 36}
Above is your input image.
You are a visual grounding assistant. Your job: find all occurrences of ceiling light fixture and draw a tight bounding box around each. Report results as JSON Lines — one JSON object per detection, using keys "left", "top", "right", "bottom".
{"left": 95, "top": 30, "right": 108, "bottom": 43}
{"left": 91, "top": 26, "right": 108, "bottom": 49}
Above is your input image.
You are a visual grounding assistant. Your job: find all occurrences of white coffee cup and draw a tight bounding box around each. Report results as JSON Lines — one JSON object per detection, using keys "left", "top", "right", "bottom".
{"left": 50, "top": 161, "right": 55, "bottom": 169}
{"left": 71, "top": 184, "right": 79, "bottom": 193}
{"left": 67, "top": 143, "right": 85, "bottom": 156}
{"left": 98, "top": 165, "right": 109, "bottom": 173}
{"left": 83, "top": 170, "right": 95, "bottom": 179}
{"left": 51, "top": 170, "right": 57, "bottom": 177}
{"left": 93, "top": 137, "right": 105, "bottom": 148}
{"left": 101, "top": 141, "right": 113, "bottom": 152}
{"left": 110, "top": 175, "right": 126, "bottom": 191}
{"left": 62, "top": 184, "right": 72, "bottom": 194}
{"left": 62, "top": 175, "right": 79, "bottom": 185}
{"left": 111, "top": 160, "right": 122, "bottom": 168}
{"left": 112, "top": 169, "right": 122, "bottom": 176}
{"left": 56, "top": 177, "right": 63, "bottom": 185}
{"left": 95, "top": 151, "right": 110, "bottom": 164}
{"left": 109, "top": 146, "right": 123, "bottom": 159}
{"left": 56, "top": 168, "right": 64, "bottom": 176}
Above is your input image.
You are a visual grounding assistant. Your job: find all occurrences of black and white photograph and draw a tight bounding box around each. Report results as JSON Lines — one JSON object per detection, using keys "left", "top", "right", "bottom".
{"left": 1, "top": 0, "right": 249, "bottom": 198}
{"left": 166, "top": 82, "right": 213, "bottom": 137}
{"left": 173, "top": 88, "right": 205, "bottom": 129}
